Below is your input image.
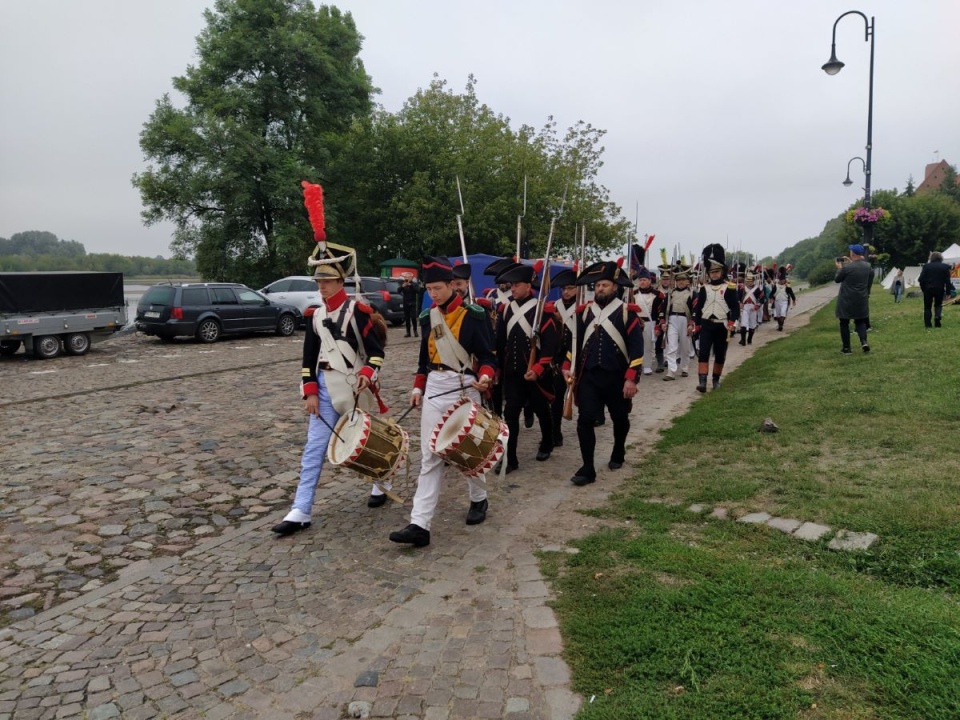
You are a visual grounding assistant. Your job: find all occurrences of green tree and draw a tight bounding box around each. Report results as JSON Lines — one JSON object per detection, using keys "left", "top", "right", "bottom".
{"left": 936, "top": 164, "right": 960, "bottom": 203}
{"left": 133, "top": 0, "right": 373, "bottom": 286}
{"left": 331, "top": 76, "right": 629, "bottom": 272}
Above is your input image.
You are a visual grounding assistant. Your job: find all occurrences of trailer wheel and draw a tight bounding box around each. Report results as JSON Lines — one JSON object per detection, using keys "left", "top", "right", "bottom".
{"left": 0, "top": 339, "right": 22, "bottom": 356}
{"left": 65, "top": 332, "right": 91, "bottom": 356}
{"left": 196, "top": 319, "right": 221, "bottom": 343}
{"left": 33, "top": 335, "right": 62, "bottom": 359}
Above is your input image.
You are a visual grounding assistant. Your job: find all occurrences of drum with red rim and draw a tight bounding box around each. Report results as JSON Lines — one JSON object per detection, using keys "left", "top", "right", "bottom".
{"left": 327, "top": 410, "right": 409, "bottom": 481}
{"left": 429, "top": 398, "right": 508, "bottom": 478}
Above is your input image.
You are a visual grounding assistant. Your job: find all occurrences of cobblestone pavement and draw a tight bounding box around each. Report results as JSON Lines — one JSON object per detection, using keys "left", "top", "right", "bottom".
{"left": 0, "top": 287, "right": 835, "bottom": 719}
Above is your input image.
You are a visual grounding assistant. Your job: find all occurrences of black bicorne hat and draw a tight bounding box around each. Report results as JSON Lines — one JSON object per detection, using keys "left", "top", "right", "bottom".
{"left": 483, "top": 257, "right": 516, "bottom": 277}
{"left": 551, "top": 268, "right": 578, "bottom": 288}
{"left": 576, "top": 261, "right": 633, "bottom": 288}
{"left": 495, "top": 262, "right": 536, "bottom": 285}
{"left": 452, "top": 262, "right": 472, "bottom": 280}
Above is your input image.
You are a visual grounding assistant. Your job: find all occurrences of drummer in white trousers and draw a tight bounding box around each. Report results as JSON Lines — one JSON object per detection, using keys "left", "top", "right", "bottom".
{"left": 389, "top": 257, "right": 497, "bottom": 548}
{"left": 271, "top": 238, "right": 387, "bottom": 537}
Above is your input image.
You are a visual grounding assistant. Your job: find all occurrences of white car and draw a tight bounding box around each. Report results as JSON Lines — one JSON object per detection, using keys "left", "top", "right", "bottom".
{"left": 259, "top": 276, "right": 320, "bottom": 316}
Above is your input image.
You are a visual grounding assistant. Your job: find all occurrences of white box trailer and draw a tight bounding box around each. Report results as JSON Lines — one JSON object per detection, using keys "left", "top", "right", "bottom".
{"left": 0, "top": 272, "right": 128, "bottom": 359}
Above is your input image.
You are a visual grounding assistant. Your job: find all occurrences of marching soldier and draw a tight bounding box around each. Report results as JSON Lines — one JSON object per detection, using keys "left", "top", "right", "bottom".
{"left": 495, "top": 262, "right": 558, "bottom": 472}
{"left": 694, "top": 246, "right": 740, "bottom": 392}
{"left": 389, "top": 257, "right": 496, "bottom": 548}
{"left": 478, "top": 257, "right": 515, "bottom": 417}
{"left": 770, "top": 266, "right": 797, "bottom": 331}
{"left": 451, "top": 261, "right": 472, "bottom": 300}
{"left": 273, "top": 240, "right": 388, "bottom": 536}
{"left": 662, "top": 267, "right": 695, "bottom": 380}
{"left": 633, "top": 268, "right": 666, "bottom": 376}
{"left": 738, "top": 272, "right": 764, "bottom": 345}
{"left": 563, "top": 261, "right": 643, "bottom": 486}
{"left": 549, "top": 268, "right": 579, "bottom": 447}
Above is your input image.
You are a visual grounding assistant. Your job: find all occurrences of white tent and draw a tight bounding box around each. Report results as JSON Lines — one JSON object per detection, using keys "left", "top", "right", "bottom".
{"left": 881, "top": 266, "right": 923, "bottom": 290}
{"left": 941, "top": 243, "right": 960, "bottom": 264}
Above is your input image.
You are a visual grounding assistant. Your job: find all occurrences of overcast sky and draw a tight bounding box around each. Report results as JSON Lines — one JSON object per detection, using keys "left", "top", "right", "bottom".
{"left": 1, "top": 0, "right": 958, "bottom": 262}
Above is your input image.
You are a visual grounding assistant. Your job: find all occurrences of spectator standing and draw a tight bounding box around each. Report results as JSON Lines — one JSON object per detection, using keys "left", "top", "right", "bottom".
{"left": 399, "top": 273, "right": 419, "bottom": 337}
{"left": 917, "top": 251, "right": 953, "bottom": 328}
{"left": 892, "top": 269, "right": 905, "bottom": 303}
{"left": 835, "top": 244, "right": 873, "bottom": 354}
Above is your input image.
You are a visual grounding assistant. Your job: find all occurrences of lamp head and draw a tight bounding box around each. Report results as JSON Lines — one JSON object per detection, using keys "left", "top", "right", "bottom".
{"left": 822, "top": 49, "right": 844, "bottom": 75}
{"left": 842, "top": 175, "right": 853, "bottom": 187}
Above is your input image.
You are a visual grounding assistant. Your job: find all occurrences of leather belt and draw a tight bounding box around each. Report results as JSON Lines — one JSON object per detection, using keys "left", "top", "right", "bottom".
{"left": 670, "top": 313, "right": 688, "bottom": 317}
{"left": 428, "top": 363, "right": 474, "bottom": 375}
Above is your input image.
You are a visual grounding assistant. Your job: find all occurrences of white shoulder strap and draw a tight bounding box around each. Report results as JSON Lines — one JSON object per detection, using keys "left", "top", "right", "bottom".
{"left": 429, "top": 307, "right": 474, "bottom": 371}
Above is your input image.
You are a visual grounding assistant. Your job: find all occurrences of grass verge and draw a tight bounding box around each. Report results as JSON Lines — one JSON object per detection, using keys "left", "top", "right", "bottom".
{"left": 544, "top": 297, "right": 960, "bottom": 719}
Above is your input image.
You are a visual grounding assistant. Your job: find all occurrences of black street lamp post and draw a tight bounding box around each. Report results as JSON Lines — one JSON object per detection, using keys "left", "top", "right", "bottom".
{"left": 843, "top": 156, "right": 866, "bottom": 187}
{"left": 823, "top": 10, "right": 876, "bottom": 246}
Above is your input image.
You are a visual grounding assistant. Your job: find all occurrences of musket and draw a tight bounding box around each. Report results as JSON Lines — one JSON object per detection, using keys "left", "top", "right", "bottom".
{"left": 516, "top": 175, "right": 527, "bottom": 261}
{"left": 527, "top": 184, "right": 567, "bottom": 374}
{"left": 455, "top": 175, "right": 475, "bottom": 303}
{"left": 562, "top": 221, "right": 586, "bottom": 421}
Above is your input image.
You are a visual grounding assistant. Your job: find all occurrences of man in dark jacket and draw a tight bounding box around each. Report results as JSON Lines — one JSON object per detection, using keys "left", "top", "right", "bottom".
{"left": 917, "top": 251, "right": 953, "bottom": 328}
{"left": 835, "top": 244, "right": 873, "bottom": 353}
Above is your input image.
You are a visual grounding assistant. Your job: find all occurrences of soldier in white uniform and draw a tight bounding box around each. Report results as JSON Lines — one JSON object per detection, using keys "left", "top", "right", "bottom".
{"left": 633, "top": 268, "right": 665, "bottom": 376}
{"left": 738, "top": 273, "right": 764, "bottom": 345}
{"left": 662, "top": 268, "right": 695, "bottom": 380}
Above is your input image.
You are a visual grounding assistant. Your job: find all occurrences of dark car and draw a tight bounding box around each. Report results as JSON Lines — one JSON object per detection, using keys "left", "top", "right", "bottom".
{"left": 345, "top": 276, "right": 405, "bottom": 326}
{"left": 135, "top": 282, "right": 301, "bottom": 343}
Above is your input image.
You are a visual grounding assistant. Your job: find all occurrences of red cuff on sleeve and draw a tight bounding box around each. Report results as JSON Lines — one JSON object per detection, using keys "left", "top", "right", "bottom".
{"left": 478, "top": 364, "right": 495, "bottom": 380}
{"left": 358, "top": 365, "right": 375, "bottom": 381}
{"left": 302, "top": 381, "right": 318, "bottom": 397}
{"left": 562, "top": 361, "right": 570, "bottom": 373}
{"left": 413, "top": 373, "right": 427, "bottom": 392}
{"left": 624, "top": 369, "right": 637, "bottom": 382}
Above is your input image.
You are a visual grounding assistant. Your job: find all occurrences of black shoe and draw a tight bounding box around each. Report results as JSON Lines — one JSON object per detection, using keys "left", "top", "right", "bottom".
{"left": 712, "top": 377, "right": 721, "bottom": 389}
{"left": 553, "top": 436, "right": 563, "bottom": 448}
{"left": 404, "top": 333, "right": 411, "bottom": 337}
{"left": 696, "top": 374, "right": 707, "bottom": 393}
{"left": 465, "top": 499, "right": 488, "bottom": 525}
{"left": 389, "top": 523, "right": 430, "bottom": 547}
{"left": 571, "top": 472, "right": 596, "bottom": 486}
{"left": 862, "top": 344, "right": 870, "bottom": 353}
{"left": 841, "top": 348, "right": 852, "bottom": 354}
{"left": 935, "top": 319, "right": 942, "bottom": 328}
{"left": 524, "top": 410, "right": 534, "bottom": 429}
{"left": 536, "top": 450, "right": 552, "bottom": 461}
{"left": 608, "top": 460, "right": 624, "bottom": 470}
{"left": 594, "top": 417, "right": 606, "bottom": 427}
{"left": 367, "top": 494, "right": 388, "bottom": 508}
{"left": 271, "top": 520, "right": 311, "bottom": 536}
{"left": 494, "top": 460, "right": 519, "bottom": 474}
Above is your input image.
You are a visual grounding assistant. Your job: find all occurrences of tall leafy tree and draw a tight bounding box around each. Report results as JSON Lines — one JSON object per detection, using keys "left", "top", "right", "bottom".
{"left": 332, "top": 76, "right": 629, "bottom": 271}
{"left": 133, "top": 0, "right": 373, "bottom": 285}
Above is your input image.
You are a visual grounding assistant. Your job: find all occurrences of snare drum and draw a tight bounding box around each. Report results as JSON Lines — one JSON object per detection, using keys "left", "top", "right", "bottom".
{"left": 429, "top": 399, "right": 508, "bottom": 478}
{"left": 326, "top": 410, "right": 409, "bottom": 481}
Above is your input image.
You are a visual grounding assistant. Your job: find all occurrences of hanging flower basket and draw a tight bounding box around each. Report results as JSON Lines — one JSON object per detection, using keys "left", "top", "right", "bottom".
{"left": 847, "top": 206, "right": 889, "bottom": 226}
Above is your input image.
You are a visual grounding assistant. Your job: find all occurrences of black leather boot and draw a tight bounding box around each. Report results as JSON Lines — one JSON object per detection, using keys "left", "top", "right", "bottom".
{"left": 697, "top": 374, "right": 707, "bottom": 393}
{"left": 466, "top": 499, "right": 488, "bottom": 525}
{"left": 738, "top": 328, "right": 746, "bottom": 345}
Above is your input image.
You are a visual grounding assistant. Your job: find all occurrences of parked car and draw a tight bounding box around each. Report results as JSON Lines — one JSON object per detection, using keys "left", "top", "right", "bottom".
{"left": 261, "top": 274, "right": 405, "bottom": 326}
{"left": 135, "top": 282, "right": 301, "bottom": 343}
{"left": 259, "top": 276, "right": 319, "bottom": 316}
{"left": 346, "top": 276, "right": 405, "bottom": 326}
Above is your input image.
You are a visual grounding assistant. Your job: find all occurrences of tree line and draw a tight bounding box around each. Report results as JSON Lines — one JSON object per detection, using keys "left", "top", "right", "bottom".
{"left": 132, "top": 0, "right": 630, "bottom": 288}
{"left": 778, "top": 165, "right": 960, "bottom": 285}
{"left": 0, "top": 231, "right": 196, "bottom": 275}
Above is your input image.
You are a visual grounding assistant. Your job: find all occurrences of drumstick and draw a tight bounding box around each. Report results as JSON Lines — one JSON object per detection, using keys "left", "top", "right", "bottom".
{"left": 427, "top": 386, "right": 467, "bottom": 400}
{"left": 316, "top": 412, "right": 345, "bottom": 444}
{"left": 396, "top": 404, "right": 418, "bottom": 424}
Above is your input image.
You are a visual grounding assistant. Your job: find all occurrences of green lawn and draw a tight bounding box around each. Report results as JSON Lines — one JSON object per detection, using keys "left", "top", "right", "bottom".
{"left": 543, "top": 297, "right": 960, "bottom": 719}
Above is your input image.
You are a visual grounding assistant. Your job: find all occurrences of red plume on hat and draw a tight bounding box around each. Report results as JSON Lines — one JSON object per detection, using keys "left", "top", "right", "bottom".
{"left": 301, "top": 181, "right": 326, "bottom": 242}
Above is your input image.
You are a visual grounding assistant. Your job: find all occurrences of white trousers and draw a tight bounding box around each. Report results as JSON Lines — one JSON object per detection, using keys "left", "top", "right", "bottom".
{"left": 410, "top": 371, "right": 487, "bottom": 531}
{"left": 641, "top": 320, "right": 656, "bottom": 372}
{"left": 741, "top": 303, "right": 760, "bottom": 330}
{"left": 664, "top": 316, "right": 691, "bottom": 373}
{"left": 774, "top": 296, "right": 789, "bottom": 319}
